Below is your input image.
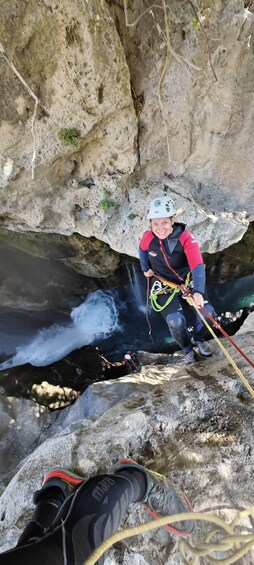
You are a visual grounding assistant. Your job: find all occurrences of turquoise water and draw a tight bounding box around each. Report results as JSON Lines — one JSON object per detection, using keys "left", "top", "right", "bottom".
{"left": 208, "top": 274, "right": 254, "bottom": 312}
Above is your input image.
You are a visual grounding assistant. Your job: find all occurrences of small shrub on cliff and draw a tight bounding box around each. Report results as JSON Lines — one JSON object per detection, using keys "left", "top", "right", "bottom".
{"left": 128, "top": 213, "right": 136, "bottom": 220}
{"left": 98, "top": 198, "right": 117, "bottom": 209}
{"left": 85, "top": 107, "right": 97, "bottom": 116}
{"left": 190, "top": 16, "right": 200, "bottom": 31}
{"left": 58, "top": 128, "right": 80, "bottom": 146}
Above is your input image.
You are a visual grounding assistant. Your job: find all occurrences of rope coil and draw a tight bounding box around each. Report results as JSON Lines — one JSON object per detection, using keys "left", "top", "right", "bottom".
{"left": 83, "top": 507, "right": 254, "bottom": 565}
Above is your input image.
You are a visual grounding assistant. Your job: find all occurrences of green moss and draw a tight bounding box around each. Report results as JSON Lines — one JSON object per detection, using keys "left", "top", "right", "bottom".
{"left": 58, "top": 128, "right": 80, "bottom": 146}
{"left": 128, "top": 213, "right": 136, "bottom": 220}
{"left": 190, "top": 16, "right": 200, "bottom": 31}
{"left": 85, "top": 107, "right": 97, "bottom": 116}
{"left": 98, "top": 199, "right": 117, "bottom": 209}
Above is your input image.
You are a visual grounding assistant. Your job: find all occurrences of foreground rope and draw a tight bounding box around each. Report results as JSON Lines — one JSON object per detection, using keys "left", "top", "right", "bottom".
{"left": 83, "top": 508, "right": 254, "bottom": 565}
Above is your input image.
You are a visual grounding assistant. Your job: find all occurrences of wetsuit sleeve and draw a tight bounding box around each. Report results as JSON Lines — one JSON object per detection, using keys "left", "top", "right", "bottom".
{"left": 139, "top": 231, "right": 154, "bottom": 272}
{"left": 191, "top": 264, "right": 206, "bottom": 295}
{"left": 179, "top": 230, "right": 205, "bottom": 294}
{"left": 139, "top": 248, "right": 149, "bottom": 272}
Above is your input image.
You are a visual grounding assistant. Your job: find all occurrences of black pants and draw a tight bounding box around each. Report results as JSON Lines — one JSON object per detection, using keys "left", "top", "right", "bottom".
{"left": 157, "top": 292, "right": 215, "bottom": 353}
{"left": 0, "top": 470, "right": 146, "bottom": 565}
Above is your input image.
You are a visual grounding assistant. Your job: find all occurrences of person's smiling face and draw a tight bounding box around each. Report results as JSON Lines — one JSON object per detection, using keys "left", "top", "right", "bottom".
{"left": 151, "top": 216, "right": 175, "bottom": 239}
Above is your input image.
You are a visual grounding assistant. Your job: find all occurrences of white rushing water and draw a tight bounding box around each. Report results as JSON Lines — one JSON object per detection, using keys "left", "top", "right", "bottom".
{"left": 0, "top": 291, "right": 119, "bottom": 368}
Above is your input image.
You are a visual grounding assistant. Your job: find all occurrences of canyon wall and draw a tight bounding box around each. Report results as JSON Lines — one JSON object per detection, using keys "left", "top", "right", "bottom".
{"left": 0, "top": 0, "right": 253, "bottom": 271}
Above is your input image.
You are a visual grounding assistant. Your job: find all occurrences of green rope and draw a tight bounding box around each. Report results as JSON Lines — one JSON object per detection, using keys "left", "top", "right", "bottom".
{"left": 150, "top": 287, "right": 180, "bottom": 311}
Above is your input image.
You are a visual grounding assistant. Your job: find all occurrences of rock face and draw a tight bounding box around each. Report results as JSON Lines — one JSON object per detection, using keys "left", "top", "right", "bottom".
{"left": 0, "top": 228, "right": 121, "bottom": 279}
{"left": 0, "top": 315, "right": 254, "bottom": 563}
{"left": 0, "top": 0, "right": 253, "bottom": 264}
{"left": 0, "top": 396, "right": 58, "bottom": 490}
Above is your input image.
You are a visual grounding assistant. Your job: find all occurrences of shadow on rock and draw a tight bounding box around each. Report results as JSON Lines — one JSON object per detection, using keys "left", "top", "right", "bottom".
{"left": 0, "top": 347, "right": 141, "bottom": 410}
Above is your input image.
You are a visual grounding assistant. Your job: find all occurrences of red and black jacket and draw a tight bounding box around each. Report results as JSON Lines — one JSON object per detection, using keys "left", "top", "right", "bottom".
{"left": 139, "top": 222, "right": 206, "bottom": 295}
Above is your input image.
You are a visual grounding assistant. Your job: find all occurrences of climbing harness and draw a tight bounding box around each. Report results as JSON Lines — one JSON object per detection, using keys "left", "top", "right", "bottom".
{"left": 146, "top": 236, "right": 188, "bottom": 320}
{"left": 150, "top": 279, "right": 180, "bottom": 312}
{"left": 149, "top": 272, "right": 191, "bottom": 313}
{"left": 83, "top": 507, "right": 254, "bottom": 565}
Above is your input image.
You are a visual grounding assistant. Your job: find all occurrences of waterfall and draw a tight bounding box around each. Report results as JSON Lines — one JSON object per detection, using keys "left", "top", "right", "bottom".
{"left": 0, "top": 290, "right": 119, "bottom": 369}
{"left": 125, "top": 263, "right": 146, "bottom": 313}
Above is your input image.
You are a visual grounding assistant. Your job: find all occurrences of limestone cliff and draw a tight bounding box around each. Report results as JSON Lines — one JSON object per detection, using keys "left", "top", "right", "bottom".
{"left": 0, "top": 0, "right": 253, "bottom": 267}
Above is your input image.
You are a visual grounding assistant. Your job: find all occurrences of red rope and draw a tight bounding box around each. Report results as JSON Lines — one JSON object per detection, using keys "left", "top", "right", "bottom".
{"left": 159, "top": 240, "right": 184, "bottom": 282}
{"left": 199, "top": 304, "right": 254, "bottom": 369}
{"left": 154, "top": 273, "right": 254, "bottom": 370}
{"left": 145, "top": 277, "right": 155, "bottom": 345}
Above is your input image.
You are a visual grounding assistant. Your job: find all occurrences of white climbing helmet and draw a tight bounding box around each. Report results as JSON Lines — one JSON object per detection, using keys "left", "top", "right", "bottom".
{"left": 147, "top": 196, "right": 176, "bottom": 219}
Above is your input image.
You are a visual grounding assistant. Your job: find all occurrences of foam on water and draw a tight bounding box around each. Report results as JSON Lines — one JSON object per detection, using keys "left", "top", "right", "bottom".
{"left": 1, "top": 291, "right": 119, "bottom": 368}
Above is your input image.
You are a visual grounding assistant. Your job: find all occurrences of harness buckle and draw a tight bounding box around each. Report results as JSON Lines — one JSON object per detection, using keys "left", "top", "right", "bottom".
{"left": 150, "top": 280, "right": 170, "bottom": 297}
{"left": 181, "top": 275, "right": 192, "bottom": 299}
{"left": 181, "top": 284, "right": 189, "bottom": 296}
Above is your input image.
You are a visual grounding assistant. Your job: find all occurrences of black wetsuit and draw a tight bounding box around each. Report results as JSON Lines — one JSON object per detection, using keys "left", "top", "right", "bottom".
{"left": 0, "top": 470, "right": 146, "bottom": 565}
{"left": 139, "top": 223, "right": 215, "bottom": 352}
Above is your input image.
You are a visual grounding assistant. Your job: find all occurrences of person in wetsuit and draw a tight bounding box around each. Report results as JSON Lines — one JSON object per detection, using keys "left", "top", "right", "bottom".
{"left": 139, "top": 195, "right": 215, "bottom": 364}
{"left": 0, "top": 461, "right": 194, "bottom": 564}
